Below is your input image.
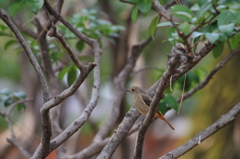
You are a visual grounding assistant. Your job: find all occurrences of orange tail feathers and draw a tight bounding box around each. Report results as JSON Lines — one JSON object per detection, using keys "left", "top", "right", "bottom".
{"left": 155, "top": 112, "right": 175, "bottom": 130}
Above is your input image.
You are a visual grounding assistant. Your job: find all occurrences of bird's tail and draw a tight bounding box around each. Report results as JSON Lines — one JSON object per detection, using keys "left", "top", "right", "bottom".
{"left": 155, "top": 112, "right": 175, "bottom": 130}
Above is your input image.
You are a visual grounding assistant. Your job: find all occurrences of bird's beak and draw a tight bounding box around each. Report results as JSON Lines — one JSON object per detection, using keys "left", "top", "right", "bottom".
{"left": 125, "top": 89, "right": 130, "bottom": 92}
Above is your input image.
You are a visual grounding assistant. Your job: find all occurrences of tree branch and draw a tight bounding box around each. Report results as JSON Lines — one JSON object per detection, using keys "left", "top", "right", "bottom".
{"left": 134, "top": 48, "right": 183, "bottom": 159}
{"left": 0, "top": 99, "right": 33, "bottom": 159}
{"left": 178, "top": 46, "right": 240, "bottom": 102}
{"left": 48, "top": 26, "right": 84, "bottom": 70}
{"left": 160, "top": 102, "right": 240, "bottom": 159}
{"left": 94, "top": 37, "right": 151, "bottom": 142}
{"left": 0, "top": 9, "right": 50, "bottom": 102}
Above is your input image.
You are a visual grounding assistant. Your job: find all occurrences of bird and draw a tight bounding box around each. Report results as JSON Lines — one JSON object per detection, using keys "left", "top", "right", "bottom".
{"left": 126, "top": 86, "right": 175, "bottom": 130}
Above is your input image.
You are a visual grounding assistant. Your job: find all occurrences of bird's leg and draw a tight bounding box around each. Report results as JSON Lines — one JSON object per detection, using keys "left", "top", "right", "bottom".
{"left": 138, "top": 117, "right": 145, "bottom": 129}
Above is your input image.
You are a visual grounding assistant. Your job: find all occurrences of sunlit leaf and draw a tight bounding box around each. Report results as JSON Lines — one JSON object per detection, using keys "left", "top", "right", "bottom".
{"left": 218, "top": 23, "right": 234, "bottom": 36}
{"left": 197, "top": 2, "right": 211, "bottom": 20}
{"left": 172, "top": 5, "right": 194, "bottom": 22}
{"left": 190, "top": 3, "right": 200, "bottom": 11}
{"left": 191, "top": 31, "right": 204, "bottom": 39}
{"left": 178, "top": 22, "right": 190, "bottom": 35}
{"left": 205, "top": 33, "right": 219, "bottom": 44}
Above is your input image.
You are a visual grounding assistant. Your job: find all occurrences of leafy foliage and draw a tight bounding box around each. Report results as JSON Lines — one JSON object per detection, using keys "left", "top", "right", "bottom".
{"left": 1, "top": 0, "right": 44, "bottom": 17}
{"left": 0, "top": 88, "right": 26, "bottom": 111}
{"left": 58, "top": 9, "right": 124, "bottom": 42}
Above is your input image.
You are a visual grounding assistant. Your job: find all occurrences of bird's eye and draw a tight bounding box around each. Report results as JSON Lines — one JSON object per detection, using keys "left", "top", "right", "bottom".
{"left": 132, "top": 89, "right": 135, "bottom": 91}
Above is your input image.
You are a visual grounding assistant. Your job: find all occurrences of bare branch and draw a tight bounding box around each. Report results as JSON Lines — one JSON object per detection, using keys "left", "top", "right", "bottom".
{"left": 48, "top": 26, "right": 84, "bottom": 70}
{"left": 96, "top": 107, "right": 141, "bottom": 159}
{"left": 12, "top": 19, "right": 38, "bottom": 39}
{"left": 7, "top": 138, "right": 31, "bottom": 159}
{"left": 0, "top": 99, "right": 33, "bottom": 159}
{"left": 160, "top": 102, "right": 240, "bottom": 159}
{"left": 130, "top": 66, "right": 162, "bottom": 76}
{"left": 6, "top": 98, "right": 33, "bottom": 116}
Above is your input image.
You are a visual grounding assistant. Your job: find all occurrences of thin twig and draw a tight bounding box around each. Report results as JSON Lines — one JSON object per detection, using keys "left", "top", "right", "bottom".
{"left": 131, "top": 66, "right": 162, "bottom": 76}
{"left": 160, "top": 102, "right": 240, "bottom": 159}
{"left": 48, "top": 26, "right": 84, "bottom": 70}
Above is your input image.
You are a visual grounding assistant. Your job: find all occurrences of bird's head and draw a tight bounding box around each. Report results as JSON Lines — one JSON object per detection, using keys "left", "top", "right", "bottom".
{"left": 126, "top": 86, "right": 146, "bottom": 95}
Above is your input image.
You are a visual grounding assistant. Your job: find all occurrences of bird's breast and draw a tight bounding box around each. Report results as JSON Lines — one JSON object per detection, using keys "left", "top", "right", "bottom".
{"left": 133, "top": 95, "right": 149, "bottom": 116}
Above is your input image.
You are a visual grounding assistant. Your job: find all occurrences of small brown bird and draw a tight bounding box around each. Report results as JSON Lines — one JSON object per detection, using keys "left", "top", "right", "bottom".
{"left": 126, "top": 86, "right": 175, "bottom": 130}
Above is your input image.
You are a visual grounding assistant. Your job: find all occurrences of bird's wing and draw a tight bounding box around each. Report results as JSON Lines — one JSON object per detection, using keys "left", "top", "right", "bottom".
{"left": 140, "top": 93, "right": 152, "bottom": 106}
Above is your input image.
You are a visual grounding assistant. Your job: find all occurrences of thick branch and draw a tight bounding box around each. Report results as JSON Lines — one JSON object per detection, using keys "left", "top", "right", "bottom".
{"left": 96, "top": 107, "right": 140, "bottom": 159}
{"left": 160, "top": 102, "right": 240, "bottom": 159}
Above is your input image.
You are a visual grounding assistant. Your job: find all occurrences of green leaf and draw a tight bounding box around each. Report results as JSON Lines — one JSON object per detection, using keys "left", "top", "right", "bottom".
{"left": 157, "top": 22, "right": 173, "bottom": 27}
{"left": 4, "top": 98, "right": 13, "bottom": 107}
{"left": 171, "top": 5, "right": 194, "bottom": 22}
{"left": 8, "top": 0, "right": 27, "bottom": 17}
{"left": 0, "top": 0, "right": 10, "bottom": 3}
{"left": 67, "top": 67, "right": 77, "bottom": 86}
{"left": 232, "top": 11, "right": 240, "bottom": 25}
{"left": 190, "top": 3, "right": 200, "bottom": 11}
{"left": 124, "top": 0, "right": 138, "bottom": 3}
{"left": 168, "top": 27, "right": 176, "bottom": 46}
{"left": 158, "top": 101, "right": 167, "bottom": 115}
{"left": 218, "top": 23, "right": 234, "bottom": 36}
{"left": 75, "top": 40, "right": 85, "bottom": 52}
{"left": 16, "top": 103, "right": 26, "bottom": 111}
{"left": 0, "top": 88, "right": 10, "bottom": 96}
{"left": 230, "top": 34, "right": 240, "bottom": 50}
{"left": 148, "top": 15, "right": 160, "bottom": 40}
{"left": 178, "top": 22, "right": 190, "bottom": 35}
{"left": 13, "top": 92, "right": 26, "bottom": 99}
{"left": 205, "top": 33, "right": 219, "bottom": 44}
{"left": 217, "top": 10, "right": 233, "bottom": 26}
{"left": 58, "top": 66, "right": 70, "bottom": 80}
{"left": 218, "top": 33, "right": 228, "bottom": 43}
{"left": 131, "top": 6, "right": 138, "bottom": 23}
{"left": 197, "top": 2, "right": 211, "bottom": 20}
{"left": 212, "top": 42, "right": 224, "bottom": 58}
{"left": 27, "top": 0, "right": 44, "bottom": 14}
{"left": 4, "top": 39, "right": 17, "bottom": 50}
{"left": 191, "top": 31, "right": 204, "bottom": 39}
{"left": 162, "top": 94, "right": 178, "bottom": 111}
{"left": 137, "top": 0, "right": 152, "bottom": 14}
